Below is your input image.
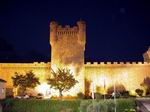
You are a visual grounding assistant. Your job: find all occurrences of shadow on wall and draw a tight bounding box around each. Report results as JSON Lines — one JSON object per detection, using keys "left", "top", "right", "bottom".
{"left": 85, "top": 78, "right": 91, "bottom": 97}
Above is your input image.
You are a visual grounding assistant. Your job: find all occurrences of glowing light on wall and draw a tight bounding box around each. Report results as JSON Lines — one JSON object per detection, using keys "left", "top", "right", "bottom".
{"left": 51, "top": 64, "right": 57, "bottom": 72}
{"left": 122, "top": 72, "right": 128, "bottom": 79}
{"left": 120, "top": 72, "right": 128, "bottom": 85}
{"left": 69, "top": 65, "right": 76, "bottom": 75}
{"left": 98, "top": 75, "right": 111, "bottom": 87}
{"left": 91, "top": 81, "right": 95, "bottom": 99}
{"left": 89, "top": 74, "right": 112, "bottom": 94}
{"left": 129, "top": 90, "right": 137, "bottom": 96}
{"left": 35, "top": 82, "right": 51, "bottom": 98}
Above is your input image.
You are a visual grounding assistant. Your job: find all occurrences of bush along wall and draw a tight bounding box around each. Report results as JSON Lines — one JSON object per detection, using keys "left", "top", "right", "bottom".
{"left": 1, "top": 98, "right": 136, "bottom": 112}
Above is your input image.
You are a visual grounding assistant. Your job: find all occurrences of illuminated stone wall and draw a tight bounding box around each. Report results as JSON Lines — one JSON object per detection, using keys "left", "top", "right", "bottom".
{"left": 85, "top": 62, "right": 150, "bottom": 94}
{"left": 0, "top": 62, "right": 51, "bottom": 88}
{"left": 0, "top": 62, "right": 150, "bottom": 96}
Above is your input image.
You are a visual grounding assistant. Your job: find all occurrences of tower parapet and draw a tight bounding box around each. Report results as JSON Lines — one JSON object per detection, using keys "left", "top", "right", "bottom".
{"left": 50, "top": 20, "right": 86, "bottom": 47}
{"left": 50, "top": 21, "right": 58, "bottom": 45}
{"left": 56, "top": 26, "right": 78, "bottom": 37}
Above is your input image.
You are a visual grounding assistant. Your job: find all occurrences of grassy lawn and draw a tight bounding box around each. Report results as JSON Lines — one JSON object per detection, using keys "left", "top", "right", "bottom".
{"left": 1, "top": 98, "right": 136, "bottom": 112}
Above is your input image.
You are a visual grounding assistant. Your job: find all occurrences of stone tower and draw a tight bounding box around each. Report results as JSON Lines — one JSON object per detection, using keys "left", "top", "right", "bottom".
{"left": 143, "top": 46, "right": 150, "bottom": 62}
{"left": 50, "top": 21, "right": 86, "bottom": 72}
{"left": 49, "top": 20, "right": 86, "bottom": 95}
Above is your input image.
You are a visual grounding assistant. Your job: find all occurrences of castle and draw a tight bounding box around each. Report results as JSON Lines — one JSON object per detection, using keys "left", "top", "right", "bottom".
{"left": 0, "top": 20, "right": 150, "bottom": 97}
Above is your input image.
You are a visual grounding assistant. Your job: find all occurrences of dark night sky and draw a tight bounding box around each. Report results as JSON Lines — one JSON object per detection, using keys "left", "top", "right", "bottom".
{"left": 0, "top": 0, "right": 150, "bottom": 62}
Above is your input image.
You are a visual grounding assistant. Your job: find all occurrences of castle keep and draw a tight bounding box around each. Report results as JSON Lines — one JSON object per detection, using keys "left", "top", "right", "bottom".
{"left": 0, "top": 21, "right": 150, "bottom": 97}
{"left": 50, "top": 21, "right": 85, "bottom": 68}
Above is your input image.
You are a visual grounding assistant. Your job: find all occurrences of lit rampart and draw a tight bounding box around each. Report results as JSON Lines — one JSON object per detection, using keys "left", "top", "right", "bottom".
{"left": 0, "top": 62, "right": 51, "bottom": 88}
{"left": 0, "top": 61, "right": 150, "bottom": 96}
{"left": 85, "top": 62, "right": 150, "bottom": 94}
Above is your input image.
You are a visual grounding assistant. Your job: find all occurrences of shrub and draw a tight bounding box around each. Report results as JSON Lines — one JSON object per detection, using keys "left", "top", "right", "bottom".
{"left": 6, "top": 88, "right": 13, "bottom": 98}
{"left": 120, "top": 91, "right": 130, "bottom": 98}
{"left": 77, "top": 92, "right": 85, "bottom": 99}
{"left": 104, "top": 94, "right": 112, "bottom": 99}
{"left": 36, "top": 93, "right": 44, "bottom": 99}
{"left": 94, "top": 92, "right": 103, "bottom": 99}
{"left": 107, "top": 84, "right": 126, "bottom": 95}
{"left": 84, "top": 95, "right": 92, "bottom": 99}
{"left": 112, "top": 92, "right": 121, "bottom": 98}
{"left": 135, "top": 89, "right": 143, "bottom": 96}
{"left": 117, "top": 99, "right": 136, "bottom": 112}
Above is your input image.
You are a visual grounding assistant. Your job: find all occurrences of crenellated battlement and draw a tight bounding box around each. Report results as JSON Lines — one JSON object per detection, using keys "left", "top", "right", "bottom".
{"left": 56, "top": 26, "right": 78, "bottom": 36}
{"left": 1, "top": 61, "right": 150, "bottom": 68}
{"left": 85, "top": 61, "right": 150, "bottom": 66}
{"left": 57, "top": 25, "right": 78, "bottom": 31}
{"left": 50, "top": 20, "right": 86, "bottom": 46}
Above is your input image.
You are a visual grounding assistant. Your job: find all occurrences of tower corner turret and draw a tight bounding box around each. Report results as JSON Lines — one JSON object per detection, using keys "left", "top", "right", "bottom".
{"left": 77, "top": 20, "right": 86, "bottom": 49}
{"left": 50, "top": 21, "right": 58, "bottom": 46}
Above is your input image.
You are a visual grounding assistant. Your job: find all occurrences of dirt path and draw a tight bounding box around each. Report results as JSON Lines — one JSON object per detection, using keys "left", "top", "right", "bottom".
{"left": 136, "top": 98, "right": 150, "bottom": 112}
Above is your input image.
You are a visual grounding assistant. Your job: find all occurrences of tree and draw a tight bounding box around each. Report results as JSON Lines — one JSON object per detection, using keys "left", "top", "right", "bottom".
{"left": 25, "top": 71, "right": 40, "bottom": 88}
{"left": 47, "top": 68, "right": 78, "bottom": 98}
{"left": 12, "top": 70, "right": 40, "bottom": 95}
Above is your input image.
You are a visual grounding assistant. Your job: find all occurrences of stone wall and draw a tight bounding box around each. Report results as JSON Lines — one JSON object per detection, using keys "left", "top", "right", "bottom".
{"left": 0, "top": 61, "right": 150, "bottom": 96}
{"left": 0, "top": 62, "right": 51, "bottom": 88}
{"left": 85, "top": 62, "right": 150, "bottom": 94}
